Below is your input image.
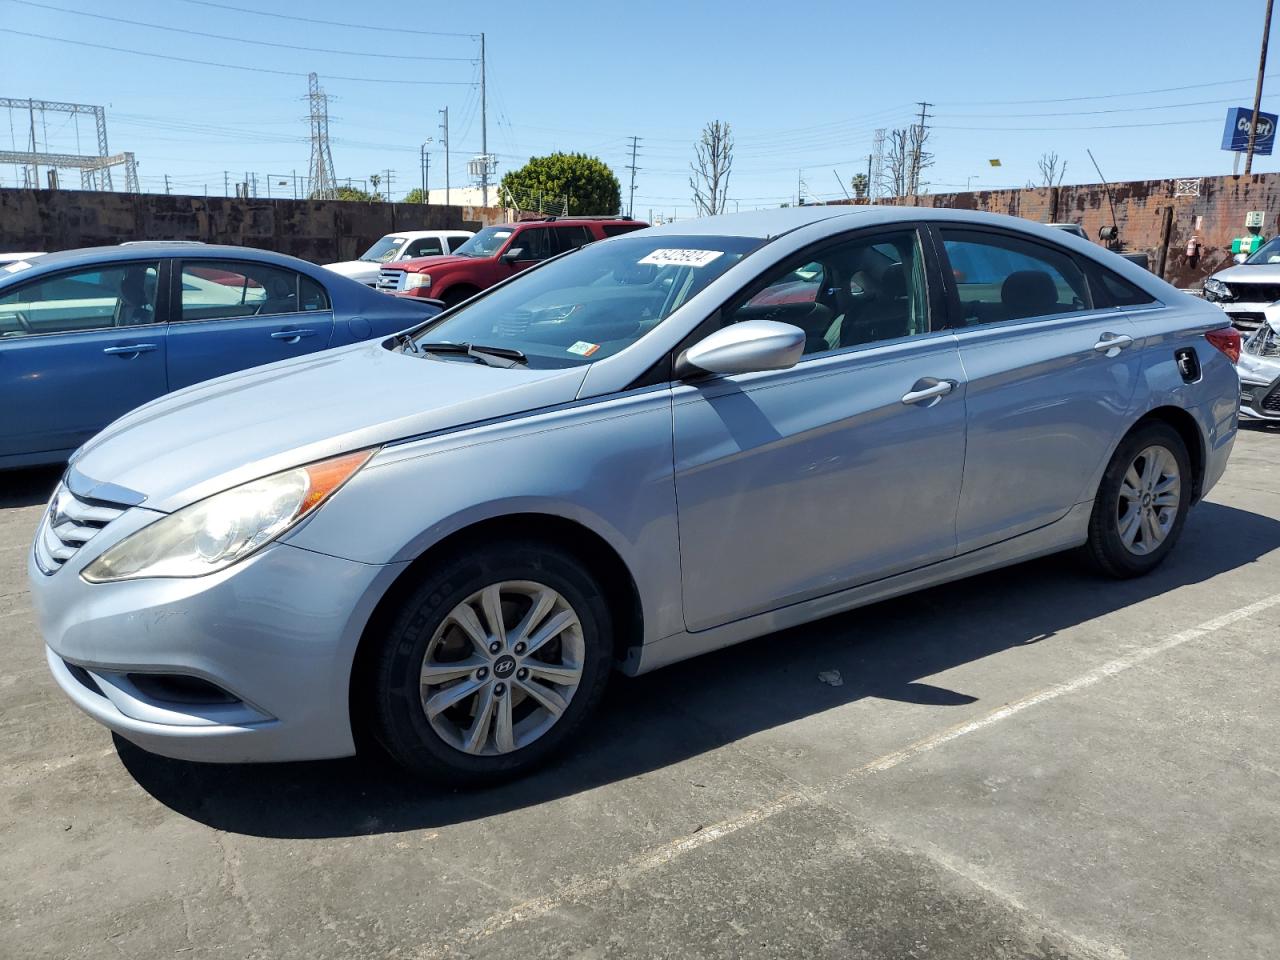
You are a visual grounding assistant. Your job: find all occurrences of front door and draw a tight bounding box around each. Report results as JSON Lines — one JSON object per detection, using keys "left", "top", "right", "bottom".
{"left": 168, "top": 259, "right": 336, "bottom": 390}
{"left": 933, "top": 226, "right": 1144, "bottom": 553}
{"left": 0, "top": 260, "right": 168, "bottom": 461}
{"left": 672, "top": 227, "right": 967, "bottom": 632}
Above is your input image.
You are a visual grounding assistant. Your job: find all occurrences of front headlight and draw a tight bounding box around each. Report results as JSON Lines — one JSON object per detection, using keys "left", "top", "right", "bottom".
{"left": 82, "top": 449, "right": 374, "bottom": 583}
{"left": 403, "top": 273, "right": 432, "bottom": 290}
{"left": 1202, "top": 277, "right": 1231, "bottom": 302}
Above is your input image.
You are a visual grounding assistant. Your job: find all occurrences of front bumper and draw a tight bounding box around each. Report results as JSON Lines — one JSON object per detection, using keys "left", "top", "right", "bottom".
{"left": 1215, "top": 301, "right": 1273, "bottom": 334}
{"left": 29, "top": 536, "right": 405, "bottom": 763}
{"left": 1240, "top": 377, "right": 1280, "bottom": 419}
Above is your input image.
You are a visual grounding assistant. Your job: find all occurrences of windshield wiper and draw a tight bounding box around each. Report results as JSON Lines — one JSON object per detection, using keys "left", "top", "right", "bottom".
{"left": 417, "top": 341, "right": 528, "bottom": 368}
{"left": 394, "top": 331, "right": 420, "bottom": 354}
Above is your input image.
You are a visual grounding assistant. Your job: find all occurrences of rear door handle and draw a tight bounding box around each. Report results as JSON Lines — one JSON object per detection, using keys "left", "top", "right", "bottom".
{"left": 271, "top": 328, "right": 316, "bottom": 343}
{"left": 901, "top": 378, "right": 956, "bottom": 405}
{"left": 102, "top": 343, "right": 157, "bottom": 357}
{"left": 1093, "top": 332, "right": 1134, "bottom": 356}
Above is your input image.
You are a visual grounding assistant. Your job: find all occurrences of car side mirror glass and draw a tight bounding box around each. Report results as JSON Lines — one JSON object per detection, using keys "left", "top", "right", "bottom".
{"left": 676, "top": 319, "right": 806, "bottom": 379}
{"left": 502, "top": 247, "right": 525, "bottom": 262}
{"left": 1233, "top": 253, "right": 1249, "bottom": 265}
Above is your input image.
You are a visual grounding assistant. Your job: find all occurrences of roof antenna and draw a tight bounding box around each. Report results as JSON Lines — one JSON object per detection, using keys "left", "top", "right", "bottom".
{"left": 1087, "top": 148, "right": 1121, "bottom": 250}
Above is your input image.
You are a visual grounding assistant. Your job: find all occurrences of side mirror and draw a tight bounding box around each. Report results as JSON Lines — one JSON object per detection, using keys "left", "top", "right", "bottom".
{"left": 676, "top": 319, "right": 805, "bottom": 378}
{"left": 501, "top": 247, "right": 525, "bottom": 263}
{"left": 1233, "top": 253, "right": 1249, "bottom": 265}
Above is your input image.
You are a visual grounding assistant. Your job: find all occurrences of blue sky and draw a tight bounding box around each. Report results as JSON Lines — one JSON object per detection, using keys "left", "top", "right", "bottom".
{"left": 1, "top": 0, "right": 1276, "bottom": 218}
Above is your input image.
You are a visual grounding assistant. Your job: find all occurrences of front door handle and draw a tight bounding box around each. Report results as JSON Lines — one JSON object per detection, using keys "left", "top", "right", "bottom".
{"left": 901, "top": 378, "right": 956, "bottom": 405}
{"left": 102, "top": 343, "right": 157, "bottom": 357}
{"left": 271, "top": 328, "right": 316, "bottom": 343}
{"left": 1093, "top": 332, "right": 1134, "bottom": 357}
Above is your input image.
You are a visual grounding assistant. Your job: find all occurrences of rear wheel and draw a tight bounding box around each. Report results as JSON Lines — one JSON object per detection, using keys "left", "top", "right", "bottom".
{"left": 367, "top": 541, "right": 612, "bottom": 784}
{"left": 1084, "top": 421, "right": 1191, "bottom": 578}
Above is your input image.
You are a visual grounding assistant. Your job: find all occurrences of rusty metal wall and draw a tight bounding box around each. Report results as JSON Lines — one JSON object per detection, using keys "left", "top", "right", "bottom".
{"left": 901, "top": 173, "right": 1280, "bottom": 287}
{"left": 0, "top": 189, "right": 507, "bottom": 263}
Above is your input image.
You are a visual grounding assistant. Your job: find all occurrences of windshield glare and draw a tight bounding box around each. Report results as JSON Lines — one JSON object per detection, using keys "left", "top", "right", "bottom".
{"left": 412, "top": 235, "right": 761, "bottom": 368}
{"left": 1246, "top": 236, "right": 1280, "bottom": 264}
{"left": 361, "top": 236, "right": 407, "bottom": 263}
{"left": 451, "top": 227, "right": 515, "bottom": 258}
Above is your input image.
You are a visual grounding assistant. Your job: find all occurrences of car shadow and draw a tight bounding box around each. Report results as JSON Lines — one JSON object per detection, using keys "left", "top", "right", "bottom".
{"left": 117, "top": 500, "right": 1280, "bottom": 839}
{"left": 0, "top": 466, "right": 61, "bottom": 508}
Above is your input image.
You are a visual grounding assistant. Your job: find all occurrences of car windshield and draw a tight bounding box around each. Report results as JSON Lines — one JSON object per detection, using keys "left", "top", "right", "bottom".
{"left": 411, "top": 235, "right": 762, "bottom": 368}
{"left": 1245, "top": 236, "right": 1280, "bottom": 264}
{"left": 451, "top": 227, "right": 515, "bottom": 258}
{"left": 360, "top": 236, "right": 407, "bottom": 263}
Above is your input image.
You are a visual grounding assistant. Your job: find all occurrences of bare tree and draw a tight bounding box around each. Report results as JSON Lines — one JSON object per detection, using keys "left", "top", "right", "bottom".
{"left": 878, "top": 126, "right": 934, "bottom": 199}
{"left": 690, "top": 120, "right": 733, "bottom": 216}
{"left": 1029, "top": 151, "right": 1067, "bottom": 188}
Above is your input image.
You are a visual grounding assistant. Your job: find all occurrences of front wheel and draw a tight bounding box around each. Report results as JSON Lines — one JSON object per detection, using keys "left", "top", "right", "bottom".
{"left": 1084, "top": 421, "right": 1192, "bottom": 578}
{"left": 367, "top": 541, "right": 613, "bottom": 784}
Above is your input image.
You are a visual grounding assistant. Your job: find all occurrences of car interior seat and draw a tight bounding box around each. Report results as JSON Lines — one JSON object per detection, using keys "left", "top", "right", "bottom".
{"left": 1000, "top": 269, "right": 1059, "bottom": 321}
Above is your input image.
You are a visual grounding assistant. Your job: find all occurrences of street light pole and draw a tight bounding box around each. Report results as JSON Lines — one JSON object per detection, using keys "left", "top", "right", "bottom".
{"left": 1245, "top": 0, "right": 1274, "bottom": 175}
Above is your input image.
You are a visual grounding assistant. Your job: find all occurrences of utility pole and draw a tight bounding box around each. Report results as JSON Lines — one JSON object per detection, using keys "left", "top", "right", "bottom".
{"left": 28, "top": 98, "right": 38, "bottom": 187}
{"left": 224, "top": 170, "right": 229, "bottom": 197}
{"left": 797, "top": 168, "right": 802, "bottom": 206}
{"left": 439, "top": 107, "right": 450, "bottom": 207}
{"left": 909, "top": 101, "right": 933, "bottom": 196}
{"left": 1246, "top": 0, "right": 1275, "bottom": 174}
{"left": 625, "top": 135, "right": 641, "bottom": 218}
{"left": 480, "top": 32, "right": 489, "bottom": 206}
{"left": 164, "top": 173, "right": 171, "bottom": 195}
{"left": 420, "top": 141, "right": 432, "bottom": 201}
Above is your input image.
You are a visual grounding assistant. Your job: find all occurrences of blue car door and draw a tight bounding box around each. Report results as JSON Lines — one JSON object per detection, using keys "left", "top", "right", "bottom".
{"left": 672, "top": 226, "right": 967, "bottom": 632}
{"left": 932, "top": 226, "right": 1144, "bottom": 553}
{"left": 0, "top": 259, "right": 168, "bottom": 464}
{"left": 167, "top": 258, "right": 336, "bottom": 391}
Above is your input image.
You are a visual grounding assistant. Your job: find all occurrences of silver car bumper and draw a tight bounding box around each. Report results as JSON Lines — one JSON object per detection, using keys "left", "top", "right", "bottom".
{"left": 29, "top": 538, "right": 403, "bottom": 763}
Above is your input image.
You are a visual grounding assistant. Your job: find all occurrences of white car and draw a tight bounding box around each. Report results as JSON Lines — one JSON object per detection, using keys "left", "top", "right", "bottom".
{"left": 324, "top": 231, "right": 474, "bottom": 287}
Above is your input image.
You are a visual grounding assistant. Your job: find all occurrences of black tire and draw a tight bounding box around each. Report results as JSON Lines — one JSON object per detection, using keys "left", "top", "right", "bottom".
{"left": 441, "top": 286, "right": 477, "bottom": 309}
{"left": 367, "top": 540, "right": 612, "bottom": 785}
{"left": 1084, "top": 421, "right": 1192, "bottom": 578}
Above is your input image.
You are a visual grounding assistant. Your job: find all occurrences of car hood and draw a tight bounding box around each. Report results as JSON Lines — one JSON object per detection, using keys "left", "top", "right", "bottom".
{"left": 322, "top": 260, "right": 380, "bottom": 277}
{"left": 386, "top": 254, "right": 478, "bottom": 272}
{"left": 1211, "top": 262, "right": 1280, "bottom": 285}
{"left": 71, "top": 342, "right": 588, "bottom": 512}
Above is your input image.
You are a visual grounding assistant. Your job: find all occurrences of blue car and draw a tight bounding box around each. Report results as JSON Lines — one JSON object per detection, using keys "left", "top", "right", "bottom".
{"left": 0, "top": 242, "right": 441, "bottom": 468}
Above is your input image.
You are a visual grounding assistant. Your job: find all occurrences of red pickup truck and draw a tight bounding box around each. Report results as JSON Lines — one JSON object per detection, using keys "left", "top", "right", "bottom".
{"left": 377, "top": 216, "right": 648, "bottom": 307}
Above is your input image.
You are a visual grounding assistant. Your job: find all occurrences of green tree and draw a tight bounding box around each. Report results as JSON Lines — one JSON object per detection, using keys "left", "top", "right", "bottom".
{"left": 499, "top": 152, "right": 621, "bottom": 215}
{"left": 850, "top": 172, "right": 869, "bottom": 200}
{"left": 327, "top": 185, "right": 379, "bottom": 202}
{"left": 402, "top": 188, "right": 426, "bottom": 204}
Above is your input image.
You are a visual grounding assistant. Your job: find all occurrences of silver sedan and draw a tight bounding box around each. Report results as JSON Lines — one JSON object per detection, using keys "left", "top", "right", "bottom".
{"left": 29, "top": 207, "right": 1240, "bottom": 783}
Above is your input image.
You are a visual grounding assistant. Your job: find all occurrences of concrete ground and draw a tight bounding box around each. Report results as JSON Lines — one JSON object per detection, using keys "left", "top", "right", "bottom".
{"left": 2, "top": 424, "right": 1279, "bottom": 960}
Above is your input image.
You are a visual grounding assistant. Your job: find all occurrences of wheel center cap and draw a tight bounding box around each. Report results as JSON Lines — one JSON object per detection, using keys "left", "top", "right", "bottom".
{"left": 493, "top": 654, "right": 517, "bottom": 679}
{"left": 1142, "top": 492, "right": 1152, "bottom": 507}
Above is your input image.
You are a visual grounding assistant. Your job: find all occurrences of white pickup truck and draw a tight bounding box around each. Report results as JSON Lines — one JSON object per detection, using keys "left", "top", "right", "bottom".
{"left": 323, "top": 230, "right": 473, "bottom": 287}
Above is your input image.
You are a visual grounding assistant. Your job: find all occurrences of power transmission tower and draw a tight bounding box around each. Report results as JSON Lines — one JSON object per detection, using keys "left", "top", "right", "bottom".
{"left": 625, "top": 135, "right": 641, "bottom": 218}
{"left": 870, "top": 128, "right": 885, "bottom": 203}
{"left": 439, "top": 107, "right": 450, "bottom": 206}
{"left": 306, "top": 72, "right": 338, "bottom": 199}
{"left": 0, "top": 98, "right": 136, "bottom": 191}
{"left": 908, "top": 101, "right": 932, "bottom": 197}
{"left": 479, "top": 32, "right": 489, "bottom": 206}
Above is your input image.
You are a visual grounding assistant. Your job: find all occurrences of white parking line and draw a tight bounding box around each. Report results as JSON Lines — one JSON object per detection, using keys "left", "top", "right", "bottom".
{"left": 417, "top": 592, "right": 1280, "bottom": 959}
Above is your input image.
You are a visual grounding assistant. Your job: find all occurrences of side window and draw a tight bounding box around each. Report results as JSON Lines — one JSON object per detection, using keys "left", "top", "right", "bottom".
{"left": 445, "top": 236, "right": 468, "bottom": 253}
{"left": 181, "top": 260, "right": 321, "bottom": 321}
{"left": 940, "top": 229, "right": 1091, "bottom": 325}
{"left": 0, "top": 261, "right": 159, "bottom": 338}
{"left": 1094, "top": 267, "right": 1156, "bottom": 307}
{"left": 552, "top": 225, "right": 593, "bottom": 253}
{"left": 722, "top": 229, "right": 929, "bottom": 356}
{"left": 511, "top": 228, "right": 552, "bottom": 261}
{"left": 405, "top": 237, "right": 444, "bottom": 257}
{"left": 602, "top": 223, "right": 645, "bottom": 237}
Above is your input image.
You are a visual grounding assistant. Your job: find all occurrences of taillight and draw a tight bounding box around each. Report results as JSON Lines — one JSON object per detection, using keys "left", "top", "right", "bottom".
{"left": 1205, "top": 327, "right": 1241, "bottom": 364}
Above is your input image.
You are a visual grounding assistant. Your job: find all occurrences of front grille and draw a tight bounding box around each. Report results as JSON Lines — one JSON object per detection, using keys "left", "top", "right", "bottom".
{"left": 34, "top": 483, "right": 128, "bottom": 574}
{"left": 1227, "top": 283, "right": 1280, "bottom": 303}
{"left": 376, "top": 268, "right": 405, "bottom": 292}
{"left": 1228, "top": 311, "right": 1266, "bottom": 333}
{"left": 1264, "top": 386, "right": 1280, "bottom": 412}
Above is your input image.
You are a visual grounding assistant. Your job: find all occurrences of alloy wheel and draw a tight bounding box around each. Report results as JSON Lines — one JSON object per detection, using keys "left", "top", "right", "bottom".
{"left": 1116, "top": 444, "right": 1181, "bottom": 556}
{"left": 418, "top": 580, "right": 585, "bottom": 756}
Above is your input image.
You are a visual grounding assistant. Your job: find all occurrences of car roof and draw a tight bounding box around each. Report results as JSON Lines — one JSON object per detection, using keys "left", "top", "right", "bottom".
{"left": 385, "top": 230, "right": 473, "bottom": 238}
{"left": 0, "top": 242, "right": 319, "bottom": 277}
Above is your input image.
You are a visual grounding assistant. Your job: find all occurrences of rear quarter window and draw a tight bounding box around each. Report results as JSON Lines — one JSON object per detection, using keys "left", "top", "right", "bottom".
{"left": 602, "top": 223, "right": 646, "bottom": 237}
{"left": 1092, "top": 266, "right": 1156, "bottom": 307}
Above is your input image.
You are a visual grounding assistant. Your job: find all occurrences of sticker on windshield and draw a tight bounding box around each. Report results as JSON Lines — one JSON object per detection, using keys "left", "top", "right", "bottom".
{"left": 637, "top": 248, "right": 724, "bottom": 268}
{"left": 567, "top": 340, "right": 600, "bottom": 357}
{"left": 2, "top": 260, "right": 32, "bottom": 274}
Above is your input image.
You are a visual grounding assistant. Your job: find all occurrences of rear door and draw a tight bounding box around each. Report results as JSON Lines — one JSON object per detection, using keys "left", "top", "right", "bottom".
{"left": 672, "top": 225, "right": 967, "bottom": 631}
{"left": 932, "top": 225, "right": 1143, "bottom": 552}
{"left": 167, "top": 259, "right": 336, "bottom": 390}
{"left": 0, "top": 260, "right": 168, "bottom": 460}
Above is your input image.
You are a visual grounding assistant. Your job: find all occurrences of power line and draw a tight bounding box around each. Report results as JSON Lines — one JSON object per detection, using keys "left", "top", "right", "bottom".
{"left": 0, "top": 29, "right": 476, "bottom": 85}
{"left": 3, "top": 0, "right": 477, "bottom": 61}
{"left": 942, "top": 96, "right": 1271, "bottom": 119}
{"left": 171, "top": 0, "right": 479, "bottom": 37}
{"left": 933, "top": 116, "right": 1221, "bottom": 132}
{"left": 935, "top": 76, "right": 1256, "bottom": 106}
